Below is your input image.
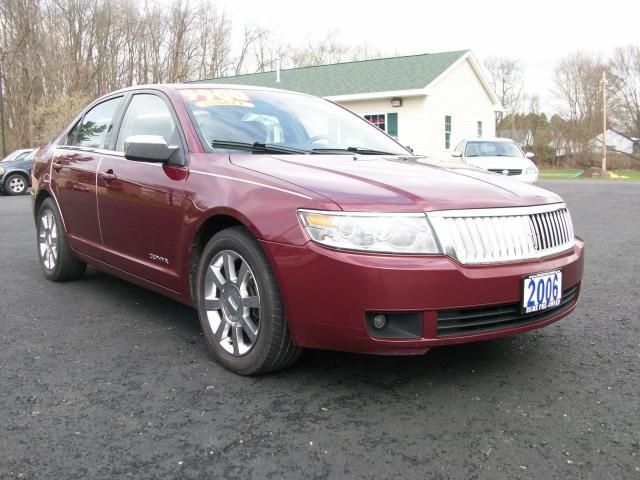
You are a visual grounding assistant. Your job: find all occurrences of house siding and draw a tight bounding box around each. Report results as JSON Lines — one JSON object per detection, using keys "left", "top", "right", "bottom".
{"left": 338, "top": 58, "right": 496, "bottom": 157}
{"left": 339, "top": 96, "right": 429, "bottom": 154}
{"left": 422, "top": 58, "right": 496, "bottom": 157}
{"left": 592, "top": 130, "right": 637, "bottom": 155}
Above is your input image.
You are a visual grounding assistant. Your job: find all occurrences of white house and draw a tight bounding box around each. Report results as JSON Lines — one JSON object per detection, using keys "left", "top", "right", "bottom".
{"left": 590, "top": 129, "right": 640, "bottom": 156}
{"left": 196, "top": 50, "right": 502, "bottom": 157}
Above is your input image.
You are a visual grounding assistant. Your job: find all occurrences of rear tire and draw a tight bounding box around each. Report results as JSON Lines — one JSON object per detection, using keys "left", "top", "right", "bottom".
{"left": 4, "top": 173, "right": 28, "bottom": 195}
{"left": 196, "top": 227, "right": 301, "bottom": 375}
{"left": 37, "top": 198, "right": 86, "bottom": 281}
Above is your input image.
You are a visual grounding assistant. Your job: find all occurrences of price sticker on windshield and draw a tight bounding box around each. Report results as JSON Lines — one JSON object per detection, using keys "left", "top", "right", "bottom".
{"left": 179, "top": 89, "right": 254, "bottom": 108}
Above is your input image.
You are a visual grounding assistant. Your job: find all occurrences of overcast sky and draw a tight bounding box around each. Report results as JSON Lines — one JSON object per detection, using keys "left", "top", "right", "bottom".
{"left": 215, "top": 0, "right": 640, "bottom": 113}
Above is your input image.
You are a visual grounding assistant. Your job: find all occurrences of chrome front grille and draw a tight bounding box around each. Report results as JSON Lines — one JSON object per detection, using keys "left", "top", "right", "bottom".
{"left": 428, "top": 203, "right": 575, "bottom": 264}
{"left": 488, "top": 168, "right": 522, "bottom": 176}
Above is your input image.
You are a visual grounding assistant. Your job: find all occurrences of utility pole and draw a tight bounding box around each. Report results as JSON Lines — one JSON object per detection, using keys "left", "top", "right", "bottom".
{"left": 0, "top": 51, "right": 6, "bottom": 158}
{"left": 601, "top": 70, "right": 608, "bottom": 174}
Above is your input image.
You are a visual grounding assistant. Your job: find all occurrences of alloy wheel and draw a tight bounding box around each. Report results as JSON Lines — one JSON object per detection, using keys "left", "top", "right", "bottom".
{"left": 9, "top": 176, "right": 26, "bottom": 194}
{"left": 204, "top": 250, "right": 261, "bottom": 356}
{"left": 39, "top": 210, "right": 58, "bottom": 270}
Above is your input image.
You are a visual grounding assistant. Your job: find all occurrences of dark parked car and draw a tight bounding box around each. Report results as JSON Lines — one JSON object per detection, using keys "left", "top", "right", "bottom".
{"left": 1, "top": 148, "right": 34, "bottom": 163}
{"left": 31, "top": 85, "right": 584, "bottom": 374}
{"left": 1, "top": 149, "right": 36, "bottom": 195}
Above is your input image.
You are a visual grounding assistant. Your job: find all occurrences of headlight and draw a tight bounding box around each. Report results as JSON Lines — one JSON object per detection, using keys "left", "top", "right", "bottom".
{"left": 526, "top": 166, "right": 538, "bottom": 175}
{"left": 0, "top": 167, "right": 4, "bottom": 175}
{"left": 297, "top": 209, "right": 441, "bottom": 254}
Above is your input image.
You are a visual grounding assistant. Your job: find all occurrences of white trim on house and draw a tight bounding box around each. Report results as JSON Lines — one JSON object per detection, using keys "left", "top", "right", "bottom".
{"left": 424, "top": 52, "right": 503, "bottom": 111}
{"left": 325, "top": 89, "right": 427, "bottom": 102}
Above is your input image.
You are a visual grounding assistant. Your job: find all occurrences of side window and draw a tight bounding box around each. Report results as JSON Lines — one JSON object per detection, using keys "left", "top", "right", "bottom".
{"left": 453, "top": 141, "right": 463, "bottom": 155}
{"left": 116, "top": 94, "right": 177, "bottom": 152}
{"left": 444, "top": 115, "right": 452, "bottom": 149}
{"left": 66, "top": 97, "right": 122, "bottom": 148}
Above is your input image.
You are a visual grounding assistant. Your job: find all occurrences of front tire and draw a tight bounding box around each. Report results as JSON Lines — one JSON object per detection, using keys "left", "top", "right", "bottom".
{"left": 5, "top": 174, "right": 28, "bottom": 195}
{"left": 37, "top": 198, "right": 86, "bottom": 281}
{"left": 196, "top": 227, "right": 301, "bottom": 375}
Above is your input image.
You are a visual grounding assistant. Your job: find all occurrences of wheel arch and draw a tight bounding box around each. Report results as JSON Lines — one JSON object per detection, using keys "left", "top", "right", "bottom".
{"left": 187, "top": 209, "right": 260, "bottom": 305}
{"left": 33, "top": 188, "right": 52, "bottom": 219}
{"left": 4, "top": 169, "right": 31, "bottom": 189}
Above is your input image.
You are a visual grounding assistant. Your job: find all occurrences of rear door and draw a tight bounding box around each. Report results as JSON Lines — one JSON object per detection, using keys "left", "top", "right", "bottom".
{"left": 51, "top": 96, "right": 124, "bottom": 259}
{"left": 96, "top": 92, "right": 188, "bottom": 291}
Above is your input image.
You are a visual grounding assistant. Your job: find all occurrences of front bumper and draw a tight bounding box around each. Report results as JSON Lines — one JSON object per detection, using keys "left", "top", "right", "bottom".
{"left": 519, "top": 172, "right": 539, "bottom": 184}
{"left": 262, "top": 238, "right": 584, "bottom": 354}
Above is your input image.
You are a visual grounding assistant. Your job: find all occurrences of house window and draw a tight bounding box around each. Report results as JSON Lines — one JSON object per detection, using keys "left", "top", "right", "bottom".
{"left": 444, "top": 115, "right": 452, "bottom": 149}
{"left": 364, "top": 114, "right": 386, "bottom": 132}
{"left": 477, "top": 121, "right": 483, "bottom": 138}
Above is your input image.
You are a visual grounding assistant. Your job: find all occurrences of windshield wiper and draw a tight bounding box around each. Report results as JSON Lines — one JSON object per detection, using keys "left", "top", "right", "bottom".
{"left": 311, "top": 147, "right": 397, "bottom": 155}
{"left": 210, "top": 140, "right": 309, "bottom": 155}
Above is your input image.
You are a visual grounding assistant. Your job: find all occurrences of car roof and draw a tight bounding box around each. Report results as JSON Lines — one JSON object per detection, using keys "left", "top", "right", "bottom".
{"left": 464, "top": 138, "right": 516, "bottom": 143}
{"left": 104, "top": 83, "right": 312, "bottom": 99}
{"left": 182, "top": 83, "right": 311, "bottom": 96}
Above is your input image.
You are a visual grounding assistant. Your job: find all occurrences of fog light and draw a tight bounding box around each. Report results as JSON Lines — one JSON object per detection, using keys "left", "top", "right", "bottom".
{"left": 372, "top": 314, "right": 386, "bottom": 330}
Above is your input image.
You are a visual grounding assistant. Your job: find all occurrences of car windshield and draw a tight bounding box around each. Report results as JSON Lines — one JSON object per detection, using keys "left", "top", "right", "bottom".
{"left": 179, "top": 88, "right": 409, "bottom": 156}
{"left": 465, "top": 141, "right": 522, "bottom": 158}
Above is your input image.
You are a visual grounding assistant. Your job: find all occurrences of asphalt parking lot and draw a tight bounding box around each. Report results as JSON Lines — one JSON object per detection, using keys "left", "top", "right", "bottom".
{"left": 1, "top": 181, "right": 639, "bottom": 479}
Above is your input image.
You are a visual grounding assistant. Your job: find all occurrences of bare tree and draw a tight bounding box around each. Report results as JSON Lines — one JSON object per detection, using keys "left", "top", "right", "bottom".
{"left": 289, "top": 30, "right": 348, "bottom": 68}
{"left": 609, "top": 45, "right": 640, "bottom": 133}
{"left": 195, "top": 3, "right": 232, "bottom": 79}
{"left": 349, "top": 42, "right": 384, "bottom": 62}
{"left": 483, "top": 56, "right": 526, "bottom": 129}
{"left": 166, "top": 0, "right": 197, "bottom": 82}
{"left": 251, "top": 27, "right": 277, "bottom": 73}
{"left": 552, "top": 51, "right": 609, "bottom": 162}
{"left": 234, "top": 24, "right": 266, "bottom": 75}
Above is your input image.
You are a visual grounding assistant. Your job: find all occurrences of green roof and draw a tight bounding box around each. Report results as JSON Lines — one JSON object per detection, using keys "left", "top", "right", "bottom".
{"left": 194, "top": 50, "right": 469, "bottom": 97}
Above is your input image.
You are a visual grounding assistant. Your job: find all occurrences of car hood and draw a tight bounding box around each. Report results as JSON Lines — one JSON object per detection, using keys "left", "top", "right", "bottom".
{"left": 230, "top": 154, "right": 560, "bottom": 212}
{"left": 464, "top": 156, "right": 533, "bottom": 170}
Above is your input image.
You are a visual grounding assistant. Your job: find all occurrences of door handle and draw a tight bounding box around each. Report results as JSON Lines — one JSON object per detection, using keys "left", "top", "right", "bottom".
{"left": 98, "top": 171, "right": 117, "bottom": 182}
{"left": 52, "top": 160, "right": 64, "bottom": 171}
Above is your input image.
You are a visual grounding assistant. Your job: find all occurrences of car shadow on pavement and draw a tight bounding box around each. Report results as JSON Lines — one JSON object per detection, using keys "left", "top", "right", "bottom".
{"left": 79, "top": 266, "right": 539, "bottom": 385}
{"left": 292, "top": 338, "right": 524, "bottom": 380}
{"left": 79, "top": 266, "right": 202, "bottom": 330}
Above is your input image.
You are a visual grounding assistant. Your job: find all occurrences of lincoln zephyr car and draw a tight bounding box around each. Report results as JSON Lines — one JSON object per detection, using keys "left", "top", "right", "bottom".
{"left": 31, "top": 85, "right": 584, "bottom": 375}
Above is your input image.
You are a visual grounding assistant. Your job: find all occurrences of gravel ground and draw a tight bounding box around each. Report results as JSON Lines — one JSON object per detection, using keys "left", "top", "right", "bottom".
{"left": 1, "top": 181, "right": 639, "bottom": 479}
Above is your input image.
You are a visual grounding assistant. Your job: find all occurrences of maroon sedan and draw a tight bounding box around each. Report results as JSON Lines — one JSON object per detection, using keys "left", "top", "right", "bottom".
{"left": 31, "top": 85, "right": 584, "bottom": 374}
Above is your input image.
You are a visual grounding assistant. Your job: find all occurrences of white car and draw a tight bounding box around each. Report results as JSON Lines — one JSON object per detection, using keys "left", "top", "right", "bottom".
{"left": 452, "top": 138, "right": 539, "bottom": 183}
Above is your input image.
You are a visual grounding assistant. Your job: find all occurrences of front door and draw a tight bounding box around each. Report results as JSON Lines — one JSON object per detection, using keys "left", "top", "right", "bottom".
{"left": 96, "top": 93, "right": 188, "bottom": 291}
{"left": 51, "top": 96, "right": 124, "bottom": 259}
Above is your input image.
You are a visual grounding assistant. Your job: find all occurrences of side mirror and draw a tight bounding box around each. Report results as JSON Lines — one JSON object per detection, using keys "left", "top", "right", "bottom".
{"left": 124, "top": 135, "right": 180, "bottom": 163}
{"left": 525, "top": 151, "right": 535, "bottom": 159}
{"left": 451, "top": 151, "right": 462, "bottom": 158}
{"left": 405, "top": 145, "right": 414, "bottom": 154}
